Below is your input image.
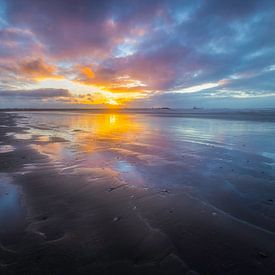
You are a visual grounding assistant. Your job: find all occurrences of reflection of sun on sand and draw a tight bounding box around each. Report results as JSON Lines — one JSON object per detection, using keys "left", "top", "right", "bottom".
{"left": 109, "top": 114, "right": 116, "bottom": 124}
{"left": 31, "top": 142, "right": 65, "bottom": 161}
{"left": 71, "top": 113, "right": 146, "bottom": 152}
{"left": 30, "top": 113, "right": 147, "bottom": 159}
{"left": 73, "top": 113, "right": 143, "bottom": 134}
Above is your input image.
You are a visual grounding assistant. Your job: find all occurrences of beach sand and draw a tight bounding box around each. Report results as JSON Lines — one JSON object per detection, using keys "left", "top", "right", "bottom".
{"left": 1, "top": 111, "right": 275, "bottom": 274}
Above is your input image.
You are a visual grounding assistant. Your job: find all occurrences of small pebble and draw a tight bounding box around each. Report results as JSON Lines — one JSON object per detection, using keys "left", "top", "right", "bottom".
{"left": 113, "top": 216, "right": 121, "bottom": 222}
{"left": 258, "top": 251, "right": 268, "bottom": 258}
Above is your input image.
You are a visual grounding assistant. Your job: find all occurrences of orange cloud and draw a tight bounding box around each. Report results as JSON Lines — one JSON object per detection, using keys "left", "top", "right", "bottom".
{"left": 18, "top": 58, "right": 62, "bottom": 80}
{"left": 63, "top": 65, "right": 151, "bottom": 105}
{"left": 79, "top": 66, "right": 95, "bottom": 79}
{"left": 76, "top": 65, "right": 149, "bottom": 98}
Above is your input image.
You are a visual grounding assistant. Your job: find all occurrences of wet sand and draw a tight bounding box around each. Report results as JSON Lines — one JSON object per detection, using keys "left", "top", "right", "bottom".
{"left": 1, "top": 111, "right": 275, "bottom": 274}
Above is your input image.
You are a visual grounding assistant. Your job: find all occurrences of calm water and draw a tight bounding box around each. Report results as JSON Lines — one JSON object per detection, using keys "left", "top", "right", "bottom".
{"left": 0, "top": 174, "right": 26, "bottom": 244}
{"left": 6, "top": 111, "right": 275, "bottom": 232}
{"left": 15, "top": 111, "right": 275, "bottom": 166}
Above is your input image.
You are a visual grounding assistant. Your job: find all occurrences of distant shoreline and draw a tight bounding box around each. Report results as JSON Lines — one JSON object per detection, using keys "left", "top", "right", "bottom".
{"left": 0, "top": 107, "right": 275, "bottom": 112}
{"left": 1, "top": 108, "right": 275, "bottom": 122}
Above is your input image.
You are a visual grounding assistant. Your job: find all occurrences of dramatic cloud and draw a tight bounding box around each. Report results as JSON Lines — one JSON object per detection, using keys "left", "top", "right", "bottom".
{"left": 0, "top": 88, "right": 72, "bottom": 108}
{"left": 0, "top": 88, "right": 70, "bottom": 98}
{"left": 17, "top": 58, "right": 59, "bottom": 79}
{"left": 0, "top": 27, "right": 43, "bottom": 61}
{"left": 0, "top": 0, "right": 274, "bottom": 108}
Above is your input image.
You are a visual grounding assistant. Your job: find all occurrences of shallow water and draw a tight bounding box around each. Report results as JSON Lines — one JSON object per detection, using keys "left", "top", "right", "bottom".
{"left": 12, "top": 111, "right": 275, "bottom": 231}
{"left": 0, "top": 173, "right": 26, "bottom": 244}
{"left": 0, "top": 145, "right": 15, "bottom": 153}
{"left": 16, "top": 111, "right": 275, "bottom": 169}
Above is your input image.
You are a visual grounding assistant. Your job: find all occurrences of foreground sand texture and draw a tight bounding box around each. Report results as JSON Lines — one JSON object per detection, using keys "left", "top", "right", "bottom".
{"left": 0, "top": 111, "right": 275, "bottom": 274}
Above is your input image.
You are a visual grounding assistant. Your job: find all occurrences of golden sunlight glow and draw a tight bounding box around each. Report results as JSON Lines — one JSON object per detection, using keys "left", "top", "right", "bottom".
{"left": 79, "top": 113, "right": 142, "bottom": 139}
{"left": 34, "top": 75, "right": 64, "bottom": 81}
{"left": 106, "top": 98, "right": 119, "bottom": 105}
{"left": 27, "top": 77, "right": 148, "bottom": 106}
{"left": 30, "top": 113, "right": 146, "bottom": 157}
{"left": 66, "top": 113, "right": 146, "bottom": 152}
{"left": 109, "top": 114, "right": 117, "bottom": 124}
{"left": 28, "top": 78, "right": 100, "bottom": 94}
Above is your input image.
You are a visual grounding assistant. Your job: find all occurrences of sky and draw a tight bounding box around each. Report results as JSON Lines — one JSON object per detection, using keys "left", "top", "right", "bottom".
{"left": 0, "top": 0, "right": 275, "bottom": 109}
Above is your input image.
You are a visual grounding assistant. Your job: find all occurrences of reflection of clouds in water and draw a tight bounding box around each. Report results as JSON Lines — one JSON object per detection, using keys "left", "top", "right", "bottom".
{"left": 262, "top": 152, "right": 275, "bottom": 168}
{"left": 0, "top": 145, "right": 15, "bottom": 153}
{"left": 30, "top": 142, "right": 74, "bottom": 163}
{"left": 115, "top": 160, "right": 133, "bottom": 173}
{"left": 14, "top": 112, "right": 275, "bottom": 189}
{"left": 0, "top": 174, "right": 25, "bottom": 232}
{"left": 19, "top": 112, "right": 145, "bottom": 149}
{"left": 6, "top": 111, "right": 275, "bottom": 236}
{"left": 36, "top": 135, "right": 50, "bottom": 142}
{"left": 16, "top": 113, "right": 150, "bottom": 186}
{"left": 28, "top": 113, "right": 143, "bottom": 170}
{"left": 5, "top": 132, "right": 32, "bottom": 140}
{"left": 14, "top": 133, "right": 32, "bottom": 140}
{"left": 262, "top": 152, "right": 275, "bottom": 162}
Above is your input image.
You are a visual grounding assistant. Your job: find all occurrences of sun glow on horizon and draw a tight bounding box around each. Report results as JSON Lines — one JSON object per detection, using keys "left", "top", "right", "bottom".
{"left": 26, "top": 77, "right": 147, "bottom": 106}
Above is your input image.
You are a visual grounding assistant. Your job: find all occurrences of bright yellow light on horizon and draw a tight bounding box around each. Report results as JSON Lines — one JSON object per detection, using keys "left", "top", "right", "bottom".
{"left": 25, "top": 78, "right": 146, "bottom": 106}
{"left": 107, "top": 99, "right": 119, "bottom": 105}
{"left": 28, "top": 78, "right": 102, "bottom": 95}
